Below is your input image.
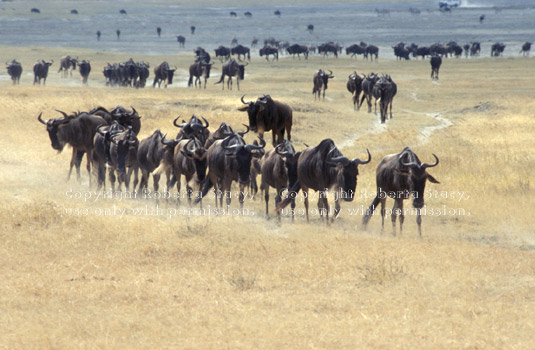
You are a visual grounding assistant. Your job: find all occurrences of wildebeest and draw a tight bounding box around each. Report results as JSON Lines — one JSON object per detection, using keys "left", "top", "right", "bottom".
{"left": 346, "top": 44, "right": 366, "bottom": 58}
{"left": 173, "top": 115, "right": 210, "bottom": 144}
{"left": 31, "top": 8, "right": 40, "bottom": 14}
{"left": 446, "top": 42, "right": 463, "bottom": 58}
{"left": 116, "top": 29, "right": 121, "bottom": 40}
{"left": 260, "top": 140, "right": 300, "bottom": 219}
{"left": 96, "top": 30, "right": 101, "bottom": 41}
{"left": 78, "top": 60, "right": 91, "bottom": 85}
{"left": 135, "top": 61, "right": 150, "bottom": 88}
{"left": 230, "top": 11, "right": 237, "bottom": 17}
{"left": 359, "top": 73, "right": 379, "bottom": 113}
{"left": 364, "top": 45, "right": 379, "bottom": 61}
{"left": 429, "top": 43, "right": 447, "bottom": 57}
{"left": 214, "top": 46, "right": 231, "bottom": 62}
{"left": 244, "top": 11, "right": 252, "bottom": 17}
{"left": 6, "top": 59, "right": 22, "bottom": 84}
{"left": 409, "top": 7, "right": 421, "bottom": 15}
{"left": 491, "top": 42, "right": 506, "bottom": 57}
{"left": 188, "top": 60, "right": 213, "bottom": 88}
{"left": 347, "top": 72, "right": 364, "bottom": 110}
{"left": 430, "top": 55, "right": 442, "bottom": 81}
{"left": 274, "top": 10, "right": 281, "bottom": 17}
{"left": 157, "top": 27, "right": 161, "bottom": 37}
{"left": 214, "top": 58, "right": 246, "bottom": 90}
{"left": 231, "top": 37, "right": 239, "bottom": 46}
{"left": 137, "top": 130, "right": 176, "bottom": 193}
{"left": 196, "top": 133, "right": 266, "bottom": 209}
{"left": 231, "top": 44, "right": 251, "bottom": 61}
{"left": 479, "top": 14, "right": 485, "bottom": 23}
{"left": 251, "top": 37, "right": 258, "bottom": 48}
{"left": 38, "top": 110, "right": 107, "bottom": 186}
{"left": 238, "top": 95, "right": 292, "bottom": 146}
{"left": 194, "top": 47, "right": 211, "bottom": 63}
{"left": 393, "top": 44, "right": 411, "bottom": 60}
{"left": 307, "top": 24, "right": 314, "bottom": 33}
{"left": 470, "top": 42, "right": 481, "bottom": 57}
{"left": 277, "top": 139, "right": 371, "bottom": 222}
{"left": 375, "top": 8, "right": 390, "bottom": 16}
{"left": 520, "top": 42, "right": 532, "bottom": 56}
{"left": 313, "top": 69, "right": 334, "bottom": 101}
{"left": 190, "top": 26, "right": 196, "bottom": 34}
{"left": 318, "top": 42, "right": 340, "bottom": 58}
{"left": 71, "top": 9, "right": 78, "bottom": 15}
{"left": 375, "top": 75, "right": 397, "bottom": 123}
{"left": 177, "top": 35, "right": 186, "bottom": 48}
{"left": 152, "top": 61, "right": 176, "bottom": 88}
{"left": 463, "top": 44, "right": 470, "bottom": 58}
{"left": 259, "top": 46, "right": 278, "bottom": 61}
{"left": 412, "top": 45, "right": 431, "bottom": 59}
{"left": 286, "top": 44, "right": 309, "bottom": 59}
{"left": 204, "top": 122, "right": 237, "bottom": 149}
{"left": 33, "top": 59, "right": 53, "bottom": 85}
{"left": 119, "top": 9, "right": 127, "bottom": 15}
{"left": 58, "top": 56, "right": 77, "bottom": 77}
{"left": 362, "top": 147, "right": 439, "bottom": 236}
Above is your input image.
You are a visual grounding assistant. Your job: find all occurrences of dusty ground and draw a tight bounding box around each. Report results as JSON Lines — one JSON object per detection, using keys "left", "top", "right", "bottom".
{"left": 0, "top": 44, "right": 534, "bottom": 349}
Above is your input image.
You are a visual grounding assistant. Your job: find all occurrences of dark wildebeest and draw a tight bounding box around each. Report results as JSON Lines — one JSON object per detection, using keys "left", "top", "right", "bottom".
{"left": 230, "top": 11, "right": 237, "bottom": 17}
{"left": 251, "top": 38, "right": 258, "bottom": 48}
{"left": 214, "top": 46, "right": 231, "bottom": 62}
{"left": 347, "top": 72, "right": 364, "bottom": 110}
{"left": 286, "top": 44, "right": 309, "bottom": 59}
{"left": 362, "top": 147, "right": 439, "bottom": 236}
{"left": 447, "top": 43, "right": 463, "bottom": 58}
{"left": 157, "top": 27, "right": 161, "bottom": 37}
{"left": 430, "top": 55, "right": 442, "bottom": 81}
{"left": 260, "top": 140, "right": 300, "bottom": 220}
{"left": 375, "top": 75, "right": 397, "bottom": 123}
{"left": 116, "top": 29, "right": 120, "bottom": 40}
{"left": 313, "top": 69, "right": 334, "bottom": 101}
{"left": 479, "top": 14, "right": 485, "bottom": 23}
{"left": 318, "top": 43, "right": 339, "bottom": 58}
{"left": 463, "top": 44, "right": 470, "bottom": 58}
{"left": 375, "top": 8, "right": 390, "bottom": 16}
{"left": 274, "top": 10, "right": 281, "bottom": 17}
{"left": 231, "top": 37, "right": 238, "bottom": 46}
{"left": 177, "top": 35, "right": 186, "bottom": 48}
{"left": 188, "top": 60, "right": 213, "bottom": 88}
{"left": 307, "top": 24, "right": 314, "bottom": 33}
{"left": 231, "top": 44, "right": 251, "bottom": 61}
{"left": 152, "top": 61, "right": 176, "bottom": 88}
{"left": 196, "top": 133, "right": 266, "bottom": 209}
{"left": 33, "top": 60, "right": 53, "bottom": 85}
{"left": 238, "top": 94, "right": 293, "bottom": 147}
{"left": 520, "top": 42, "right": 532, "bottom": 56}
{"left": 470, "top": 42, "right": 481, "bottom": 57}
{"left": 393, "top": 44, "right": 411, "bottom": 60}
{"left": 137, "top": 130, "right": 176, "bottom": 193}
{"left": 71, "top": 9, "right": 78, "bottom": 15}
{"left": 119, "top": 9, "right": 127, "bottom": 15}
{"left": 135, "top": 61, "right": 150, "bottom": 88}
{"left": 409, "top": 7, "right": 421, "bottom": 15}
{"left": 38, "top": 110, "right": 107, "bottom": 186}
{"left": 346, "top": 44, "right": 366, "bottom": 58}
{"left": 173, "top": 115, "right": 210, "bottom": 145}
{"left": 259, "top": 46, "right": 279, "bottom": 61}
{"left": 277, "top": 139, "right": 371, "bottom": 222}
{"left": 204, "top": 122, "right": 237, "bottom": 149}
{"left": 96, "top": 30, "right": 101, "bottom": 41}
{"left": 31, "top": 8, "right": 40, "bottom": 14}
{"left": 190, "top": 26, "right": 196, "bottom": 34}
{"left": 491, "top": 42, "right": 506, "bottom": 57}
{"left": 78, "top": 60, "right": 91, "bottom": 85}
{"left": 244, "top": 11, "right": 252, "bottom": 17}
{"left": 194, "top": 47, "right": 211, "bottom": 63}
{"left": 364, "top": 45, "right": 379, "bottom": 61}
{"left": 58, "top": 56, "right": 78, "bottom": 77}
{"left": 359, "top": 73, "right": 379, "bottom": 113}
{"left": 6, "top": 60, "right": 22, "bottom": 85}
{"left": 429, "top": 43, "right": 447, "bottom": 57}
{"left": 214, "top": 58, "right": 246, "bottom": 90}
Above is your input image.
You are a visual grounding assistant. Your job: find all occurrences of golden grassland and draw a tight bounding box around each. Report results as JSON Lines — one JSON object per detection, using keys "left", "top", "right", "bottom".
{"left": 1, "top": 45, "right": 534, "bottom": 349}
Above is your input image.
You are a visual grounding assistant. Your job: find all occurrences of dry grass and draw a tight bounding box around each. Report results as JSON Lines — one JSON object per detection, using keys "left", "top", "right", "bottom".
{"left": 0, "top": 44, "right": 534, "bottom": 349}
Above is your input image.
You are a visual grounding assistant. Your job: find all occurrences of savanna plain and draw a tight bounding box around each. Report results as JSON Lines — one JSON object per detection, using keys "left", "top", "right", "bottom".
{"left": 1, "top": 18, "right": 535, "bottom": 350}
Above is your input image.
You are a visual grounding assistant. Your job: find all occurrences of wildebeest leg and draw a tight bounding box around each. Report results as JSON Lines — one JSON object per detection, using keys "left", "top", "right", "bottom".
{"left": 139, "top": 170, "right": 149, "bottom": 191}
{"left": 416, "top": 208, "right": 422, "bottom": 237}
{"left": 175, "top": 171, "right": 182, "bottom": 203}
{"left": 391, "top": 199, "right": 399, "bottom": 236}
{"left": 264, "top": 182, "right": 270, "bottom": 217}
{"left": 68, "top": 149, "right": 81, "bottom": 181}
{"left": 227, "top": 77, "right": 232, "bottom": 90}
{"left": 333, "top": 190, "right": 341, "bottom": 221}
{"left": 389, "top": 100, "right": 394, "bottom": 119}
{"left": 303, "top": 188, "right": 309, "bottom": 222}
{"left": 398, "top": 199, "right": 405, "bottom": 234}
{"left": 275, "top": 188, "right": 283, "bottom": 221}
{"left": 236, "top": 78, "right": 240, "bottom": 91}
{"left": 239, "top": 183, "right": 246, "bottom": 209}
{"left": 86, "top": 150, "right": 93, "bottom": 188}
{"left": 366, "top": 94, "right": 372, "bottom": 113}
{"left": 153, "top": 173, "right": 160, "bottom": 193}
{"left": 380, "top": 198, "right": 386, "bottom": 232}
{"left": 108, "top": 168, "right": 116, "bottom": 192}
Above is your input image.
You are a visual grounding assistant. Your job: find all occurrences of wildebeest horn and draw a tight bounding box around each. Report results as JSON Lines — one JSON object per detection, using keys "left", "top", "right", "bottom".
{"left": 238, "top": 124, "right": 250, "bottom": 136}
{"left": 161, "top": 133, "right": 179, "bottom": 146}
{"left": 353, "top": 149, "right": 372, "bottom": 165}
{"left": 55, "top": 109, "right": 69, "bottom": 119}
{"left": 222, "top": 135, "right": 240, "bottom": 151}
{"left": 421, "top": 154, "right": 439, "bottom": 169}
{"left": 241, "top": 95, "right": 252, "bottom": 105}
{"left": 245, "top": 137, "right": 266, "bottom": 151}
{"left": 111, "top": 133, "right": 120, "bottom": 145}
{"left": 96, "top": 124, "right": 107, "bottom": 136}
{"left": 173, "top": 116, "right": 186, "bottom": 128}
{"left": 326, "top": 148, "right": 350, "bottom": 167}
{"left": 275, "top": 142, "right": 294, "bottom": 157}
{"left": 130, "top": 106, "right": 140, "bottom": 118}
{"left": 328, "top": 69, "right": 333, "bottom": 77}
{"left": 201, "top": 116, "right": 209, "bottom": 129}
{"left": 37, "top": 113, "right": 48, "bottom": 125}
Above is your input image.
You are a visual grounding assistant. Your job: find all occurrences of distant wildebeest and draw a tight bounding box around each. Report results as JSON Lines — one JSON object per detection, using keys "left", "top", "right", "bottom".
{"left": 238, "top": 95, "right": 293, "bottom": 146}
{"left": 231, "top": 37, "right": 238, "bottom": 46}
{"left": 463, "top": 44, "right": 470, "bottom": 58}
{"left": 116, "top": 29, "right": 121, "bottom": 40}
{"left": 260, "top": 140, "right": 300, "bottom": 219}
{"left": 231, "top": 44, "right": 251, "bottom": 61}
{"left": 318, "top": 42, "right": 340, "bottom": 58}
{"left": 58, "top": 56, "right": 78, "bottom": 77}
{"left": 173, "top": 115, "right": 210, "bottom": 144}
{"left": 429, "top": 43, "right": 447, "bottom": 57}
{"left": 119, "top": 9, "right": 127, "bottom": 15}
{"left": 197, "top": 133, "right": 266, "bottom": 209}
{"left": 251, "top": 37, "right": 258, "bottom": 48}
{"left": 479, "top": 14, "right": 485, "bottom": 23}
{"left": 347, "top": 72, "right": 364, "bottom": 110}
{"left": 274, "top": 10, "right": 281, "bottom": 17}
{"left": 430, "top": 55, "right": 442, "bottom": 81}
{"left": 71, "top": 9, "right": 78, "bottom": 15}
{"left": 364, "top": 45, "right": 379, "bottom": 61}
{"left": 277, "top": 139, "right": 371, "bottom": 222}
{"left": 307, "top": 24, "right": 314, "bottom": 33}
{"left": 491, "top": 42, "right": 506, "bottom": 57}
{"left": 359, "top": 73, "right": 379, "bottom": 113}
{"left": 96, "top": 30, "right": 101, "bottom": 41}
{"left": 446, "top": 42, "right": 463, "bottom": 58}
{"left": 188, "top": 60, "right": 213, "bottom": 88}
{"left": 204, "top": 122, "right": 238, "bottom": 149}
{"left": 244, "top": 11, "right": 252, "bottom": 17}
{"left": 259, "top": 46, "right": 278, "bottom": 61}
{"left": 286, "top": 44, "right": 309, "bottom": 59}
{"left": 157, "top": 27, "right": 161, "bottom": 37}
{"left": 152, "top": 61, "right": 176, "bottom": 88}
{"left": 393, "top": 44, "right": 411, "bottom": 60}
{"left": 346, "top": 44, "right": 366, "bottom": 58}
{"left": 137, "top": 130, "right": 176, "bottom": 192}
{"left": 194, "top": 47, "right": 211, "bottom": 63}
{"left": 136, "top": 62, "right": 150, "bottom": 88}
{"left": 520, "top": 42, "right": 532, "bottom": 56}
{"left": 375, "top": 8, "right": 390, "bottom": 16}
{"left": 33, "top": 59, "right": 53, "bottom": 85}
{"left": 362, "top": 147, "right": 439, "bottom": 236}
{"left": 409, "top": 7, "right": 420, "bottom": 15}
{"left": 177, "top": 35, "right": 186, "bottom": 48}
{"left": 190, "top": 26, "right": 196, "bottom": 34}
{"left": 440, "top": 6, "right": 451, "bottom": 14}
{"left": 230, "top": 11, "right": 237, "bottom": 17}
{"left": 38, "top": 110, "right": 107, "bottom": 186}
{"left": 78, "top": 60, "right": 91, "bottom": 85}
{"left": 470, "top": 42, "right": 481, "bottom": 57}
{"left": 30, "top": 8, "right": 40, "bottom": 14}
{"left": 214, "top": 46, "right": 231, "bottom": 62}
{"left": 313, "top": 69, "right": 334, "bottom": 101}
{"left": 375, "top": 75, "right": 397, "bottom": 123}
{"left": 6, "top": 59, "right": 22, "bottom": 84}
{"left": 214, "top": 58, "right": 246, "bottom": 90}
{"left": 412, "top": 45, "right": 431, "bottom": 59}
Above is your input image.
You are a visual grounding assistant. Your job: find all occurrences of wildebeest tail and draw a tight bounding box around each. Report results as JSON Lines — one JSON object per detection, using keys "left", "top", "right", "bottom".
{"left": 275, "top": 180, "right": 301, "bottom": 213}
{"left": 362, "top": 194, "right": 380, "bottom": 226}
{"left": 359, "top": 92, "right": 367, "bottom": 108}
{"left": 214, "top": 74, "right": 224, "bottom": 84}
{"left": 187, "top": 75, "right": 193, "bottom": 87}
{"left": 194, "top": 177, "right": 213, "bottom": 204}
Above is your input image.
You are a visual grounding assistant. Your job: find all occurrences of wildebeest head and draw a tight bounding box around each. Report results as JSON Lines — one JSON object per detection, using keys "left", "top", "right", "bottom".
{"left": 397, "top": 149, "right": 440, "bottom": 208}
{"left": 173, "top": 114, "right": 209, "bottom": 140}
{"left": 111, "top": 126, "right": 138, "bottom": 175}
{"left": 321, "top": 69, "right": 334, "bottom": 87}
{"left": 326, "top": 147, "right": 371, "bottom": 201}
{"left": 275, "top": 140, "right": 300, "bottom": 187}
{"left": 111, "top": 105, "right": 141, "bottom": 134}
{"left": 222, "top": 134, "right": 266, "bottom": 184}
{"left": 237, "top": 61, "right": 246, "bottom": 80}
{"left": 180, "top": 138, "right": 208, "bottom": 181}
{"left": 37, "top": 110, "right": 73, "bottom": 151}
{"left": 238, "top": 95, "right": 259, "bottom": 131}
